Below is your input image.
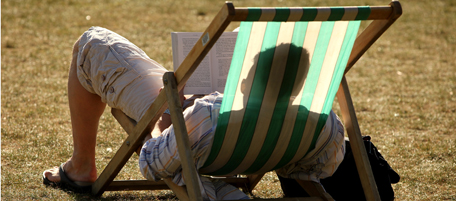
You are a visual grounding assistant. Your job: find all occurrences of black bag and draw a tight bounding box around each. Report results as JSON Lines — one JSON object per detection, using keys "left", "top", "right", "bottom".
{"left": 278, "top": 136, "right": 400, "bottom": 201}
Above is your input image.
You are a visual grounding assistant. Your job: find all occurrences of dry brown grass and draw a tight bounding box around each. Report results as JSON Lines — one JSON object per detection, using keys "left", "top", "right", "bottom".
{"left": 2, "top": 0, "right": 455, "bottom": 200}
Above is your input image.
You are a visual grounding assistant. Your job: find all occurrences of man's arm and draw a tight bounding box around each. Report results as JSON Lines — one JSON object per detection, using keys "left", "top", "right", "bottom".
{"left": 141, "top": 94, "right": 202, "bottom": 146}
{"left": 143, "top": 113, "right": 172, "bottom": 144}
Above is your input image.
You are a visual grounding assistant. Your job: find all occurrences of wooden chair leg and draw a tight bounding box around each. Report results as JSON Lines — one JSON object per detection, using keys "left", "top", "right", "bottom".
{"left": 295, "top": 180, "right": 333, "bottom": 201}
{"left": 336, "top": 76, "right": 381, "bottom": 201}
{"left": 163, "top": 178, "right": 190, "bottom": 201}
{"left": 92, "top": 91, "right": 169, "bottom": 196}
{"left": 344, "top": 1, "right": 402, "bottom": 74}
{"left": 246, "top": 174, "right": 265, "bottom": 193}
{"left": 163, "top": 72, "right": 203, "bottom": 201}
{"left": 111, "top": 108, "right": 143, "bottom": 155}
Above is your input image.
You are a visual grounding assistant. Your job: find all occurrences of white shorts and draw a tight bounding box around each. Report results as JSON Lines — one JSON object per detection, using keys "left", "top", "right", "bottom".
{"left": 76, "top": 27, "right": 167, "bottom": 121}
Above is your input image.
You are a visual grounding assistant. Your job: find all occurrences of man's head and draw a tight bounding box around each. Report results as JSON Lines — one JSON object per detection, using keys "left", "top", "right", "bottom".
{"left": 240, "top": 43, "right": 310, "bottom": 106}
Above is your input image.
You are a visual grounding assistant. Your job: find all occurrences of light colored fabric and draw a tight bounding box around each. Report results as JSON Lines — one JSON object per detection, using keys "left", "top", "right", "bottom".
{"left": 201, "top": 177, "right": 251, "bottom": 200}
{"left": 276, "top": 110, "right": 346, "bottom": 183}
{"left": 139, "top": 92, "right": 222, "bottom": 182}
{"left": 76, "top": 26, "right": 167, "bottom": 121}
{"left": 139, "top": 92, "right": 249, "bottom": 200}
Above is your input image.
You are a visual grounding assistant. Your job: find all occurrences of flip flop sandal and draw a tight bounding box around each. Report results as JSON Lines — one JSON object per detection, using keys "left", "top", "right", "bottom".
{"left": 42, "top": 164, "right": 92, "bottom": 194}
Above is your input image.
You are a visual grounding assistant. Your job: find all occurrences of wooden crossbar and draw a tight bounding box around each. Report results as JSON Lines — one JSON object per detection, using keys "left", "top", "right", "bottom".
{"left": 233, "top": 5, "right": 396, "bottom": 21}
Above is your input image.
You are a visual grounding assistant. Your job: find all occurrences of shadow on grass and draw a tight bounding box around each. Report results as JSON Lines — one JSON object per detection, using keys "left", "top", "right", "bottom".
{"left": 55, "top": 189, "right": 179, "bottom": 201}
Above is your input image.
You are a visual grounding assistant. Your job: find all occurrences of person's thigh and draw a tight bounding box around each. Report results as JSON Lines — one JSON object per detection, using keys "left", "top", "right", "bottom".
{"left": 76, "top": 26, "right": 167, "bottom": 121}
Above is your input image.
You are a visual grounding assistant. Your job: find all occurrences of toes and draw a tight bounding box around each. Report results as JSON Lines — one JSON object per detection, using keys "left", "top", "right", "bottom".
{"left": 43, "top": 167, "right": 61, "bottom": 182}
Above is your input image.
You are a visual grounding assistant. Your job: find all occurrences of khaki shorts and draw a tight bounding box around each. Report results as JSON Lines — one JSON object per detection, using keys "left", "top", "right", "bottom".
{"left": 76, "top": 27, "right": 167, "bottom": 121}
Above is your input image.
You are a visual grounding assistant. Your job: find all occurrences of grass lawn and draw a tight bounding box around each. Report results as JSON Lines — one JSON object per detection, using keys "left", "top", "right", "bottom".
{"left": 2, "top": 0, "right": 455, "bottom": 200}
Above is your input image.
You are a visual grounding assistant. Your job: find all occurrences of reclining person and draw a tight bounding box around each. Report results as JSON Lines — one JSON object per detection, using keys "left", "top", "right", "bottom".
{"left": 43, "top": 27, "right": 345, "bottom": 200}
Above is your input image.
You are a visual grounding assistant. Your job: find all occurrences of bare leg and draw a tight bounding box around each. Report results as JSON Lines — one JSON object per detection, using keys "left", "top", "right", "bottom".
{"left": 43, "top": 37, "right": 186, "bottom": 184}
{"left": 43, "top": 39, "right": 105, "bottom": 184}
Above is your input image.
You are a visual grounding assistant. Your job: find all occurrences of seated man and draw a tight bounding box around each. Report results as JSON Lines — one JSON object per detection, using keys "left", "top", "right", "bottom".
{"left": 43, "top": 27, "right": 345, "bottom": 200}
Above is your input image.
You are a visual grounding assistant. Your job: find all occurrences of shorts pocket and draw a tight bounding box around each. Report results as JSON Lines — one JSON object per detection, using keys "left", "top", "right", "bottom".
{"left": 100, "top": 46, "right": 141, "bottom": 107}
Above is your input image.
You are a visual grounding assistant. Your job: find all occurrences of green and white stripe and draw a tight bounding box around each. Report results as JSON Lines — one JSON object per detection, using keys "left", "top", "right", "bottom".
{"left": 200, "top": 19, "right": 360, "bottom": 176}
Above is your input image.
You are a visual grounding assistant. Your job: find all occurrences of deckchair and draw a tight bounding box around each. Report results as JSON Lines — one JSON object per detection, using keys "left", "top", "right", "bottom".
{"left": 91, "top": 1, "right": 402, "bottom": 201}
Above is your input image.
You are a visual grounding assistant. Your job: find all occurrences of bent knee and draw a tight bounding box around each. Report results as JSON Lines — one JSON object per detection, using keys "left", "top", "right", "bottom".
{"left": 70, "top": 37, "right": 82, "bottom": 71}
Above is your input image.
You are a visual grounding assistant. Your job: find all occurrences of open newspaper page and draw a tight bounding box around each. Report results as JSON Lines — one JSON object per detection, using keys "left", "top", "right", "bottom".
{"left": 210, "top": 32, "right": 238, "bottom": 93}
{"left": 171, "top": 32, "right": 238, "bottom": 95}
{"left": 171, "top": 32, "right": 212, "bottom": 95}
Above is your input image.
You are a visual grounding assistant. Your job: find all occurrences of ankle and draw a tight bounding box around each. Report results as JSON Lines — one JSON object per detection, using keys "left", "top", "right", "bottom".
{"left": 64, "top": 159, "right": 97, "bottom": 182}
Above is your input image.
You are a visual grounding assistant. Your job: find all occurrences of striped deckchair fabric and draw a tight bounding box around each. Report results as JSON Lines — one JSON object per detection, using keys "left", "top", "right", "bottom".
{"left": 200, "top": 20, "right": 361, "bottom": 176}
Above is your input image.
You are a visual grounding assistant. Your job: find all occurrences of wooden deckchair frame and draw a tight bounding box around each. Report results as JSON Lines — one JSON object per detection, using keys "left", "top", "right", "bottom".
{"left": 91, "top": 1, "right": 402, "bottom": 200}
